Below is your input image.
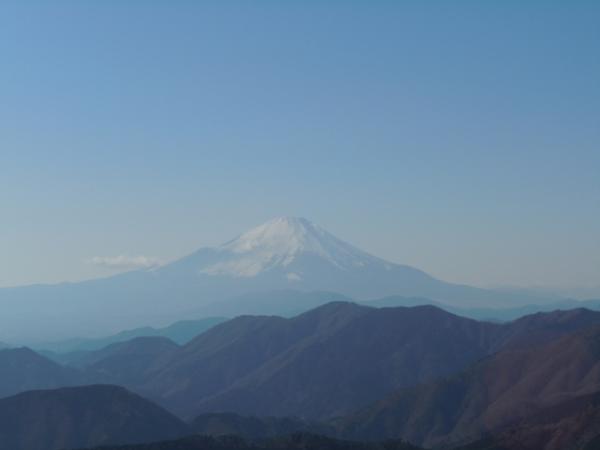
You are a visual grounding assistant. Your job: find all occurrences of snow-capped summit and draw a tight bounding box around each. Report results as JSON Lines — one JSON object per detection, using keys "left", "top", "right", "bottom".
{"left": 150, "top": 217, "right": 547, "bottom": 311}
{"left": 199, "top": 217, "right": 383, "bottom": 277}
{"left": 0, "top": 215, "right": 550, "bottom": 341}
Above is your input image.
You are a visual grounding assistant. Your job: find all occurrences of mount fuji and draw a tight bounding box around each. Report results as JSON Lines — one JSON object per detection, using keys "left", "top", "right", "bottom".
{"left": 158, "top": 216, "right": 432, "bottom": 295}
{"left": 0, "top": 217, "right": 553, "bottom": 342}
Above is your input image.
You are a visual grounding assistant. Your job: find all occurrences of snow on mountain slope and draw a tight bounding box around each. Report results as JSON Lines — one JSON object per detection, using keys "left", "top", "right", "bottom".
{"left": 198, "top": 217, "right": 389, "bottom": 278}
{"left": 0, "top": 217, "right": 559, "bottom": 342}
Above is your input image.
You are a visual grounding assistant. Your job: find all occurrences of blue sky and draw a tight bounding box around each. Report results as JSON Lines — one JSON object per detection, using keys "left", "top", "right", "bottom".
{"left": 1, "top": 1, "right": 599, "bottom": 290}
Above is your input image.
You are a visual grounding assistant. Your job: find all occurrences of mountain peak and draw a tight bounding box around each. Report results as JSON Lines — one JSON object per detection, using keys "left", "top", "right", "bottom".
{"left": 223, "top": 217, "right": 324, "bottom": 254}
{"left": 199, "top": 217, "right": 382, "bottom": 278}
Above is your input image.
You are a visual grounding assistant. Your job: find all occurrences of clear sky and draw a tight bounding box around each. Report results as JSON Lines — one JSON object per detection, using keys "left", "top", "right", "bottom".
{"left": 1, "top": 1, "right": 599, "bottom": 291}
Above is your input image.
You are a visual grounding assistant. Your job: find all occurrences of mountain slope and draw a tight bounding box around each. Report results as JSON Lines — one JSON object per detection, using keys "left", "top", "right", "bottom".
{"left": 193, "top": 308, "right": 600, "bottom": 421}
{"left": 0, "top": 303, "right": 596, "bottom": 429}
{"left": 70, "top": 337, "right": 180, "bottom": 386}
{"left": 0, "top": 385, "right": 189, "bottom": 450}
{"left": 75, "top": 304, "right": 600, "bottom": 422}
{"left": 188, "top": 305, "right": 501, "bottom": 420}
{"left": 339, "top": 324, "right": 600, "bottom": 447}
{"left": 0, "top": 347, "right": 86, "bottom": 398}
{"left": 493, "top": 307, "right": 600, "bottom": 351}
{"left": 0, "top": 217, "right": 555, "bottom": 342}
{"left": 141, "top": 302, "right": 375, "bottom": 417}
{"left": 165, "top": 217, "right": 545, "bottom": 309}
{"left": 455, "top": 391, "right": 600, "bottom": 450}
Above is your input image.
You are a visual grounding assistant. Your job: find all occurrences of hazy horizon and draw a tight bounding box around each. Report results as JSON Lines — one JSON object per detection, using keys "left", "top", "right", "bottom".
{"left": 3, "top": 214, "right": 599, "bottom": 301}
{"left": 2, "top": 1, "right": 599, "bottom": 291}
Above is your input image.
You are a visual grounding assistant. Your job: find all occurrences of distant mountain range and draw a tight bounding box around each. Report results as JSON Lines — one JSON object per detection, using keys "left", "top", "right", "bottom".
{"left": 3, "top": 302, "right": 600, "bottom": 450}
{"left": 22, "top": 291, "right": 600, "bottom": 356}
{"left": 7, "top": 302, "right": 600, "bottom": 420}
{"left": 365, "top": 295, "right": 600, "bottom": 322}
{"left": 0, "top": 217, "right": 561, "bottom": 342}
{"left": 36, "top": 316, "right": 226, "bottom": 354}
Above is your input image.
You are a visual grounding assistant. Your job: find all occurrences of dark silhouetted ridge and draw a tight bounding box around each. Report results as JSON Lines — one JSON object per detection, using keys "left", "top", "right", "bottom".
{"left": 0, "top": 384, "right": 189, "bottom": 450}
